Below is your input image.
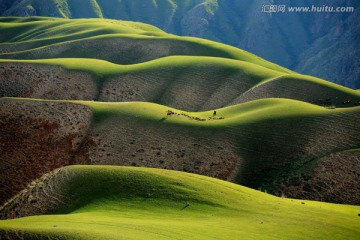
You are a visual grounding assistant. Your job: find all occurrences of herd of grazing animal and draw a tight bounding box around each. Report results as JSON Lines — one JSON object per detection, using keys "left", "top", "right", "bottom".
{"left": 166, "top": 110, "right": 225, "bottom": 122}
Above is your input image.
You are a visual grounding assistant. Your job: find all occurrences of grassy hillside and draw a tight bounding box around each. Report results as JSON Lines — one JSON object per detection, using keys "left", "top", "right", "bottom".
{"left": 1, "top": 57, "right": 359, "bottom": 111}
{"left": 279, "top": 148, "right": 360, "bottom": 203}
{"left": 0, "top": 17, "right": 165, "bottom": 42}
{"left": 0, "top": 16, "right": 359, "bottom": 211}
{"left": 1, "top": 97, "right": 359, "bottom": 205}
{"left": 0, "top": 17, "right": 360, "bottom": 111}
{"left": 0, "top": 166, "right": 359, "bottom": 239}
{"left": 0, "top": 12, "right": 359, "bottom": 239}
{"left": 2, "top": 18, "right": 360, "bottom": 111}
{"left": 0, "top": 17, "right": 292, "bottom": 73}
{"left": 1, "top": 0, "right": 359, "bottom": 89}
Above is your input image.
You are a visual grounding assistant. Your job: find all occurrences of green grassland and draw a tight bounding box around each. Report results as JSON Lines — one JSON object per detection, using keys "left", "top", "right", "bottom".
{"left": 0, "top": 56, "right": 285, "bottom": 82}
{"left": 0, "top": 165, "right": 359, "bottom": 239}
{"left": 75, "top": 97, "right": 348, "bottom": 126}
{"left": 1, "top": 57, "right": 359, "bottom": 110}
{"left": 0, "top": 17, "right": 166, "bottom": 42}
{"left": 0, "top": 15, "right": 359, "bottom": 239}
{"left": 2, "top": 0, "right": 359, "bottom": 89}
{"left": 4, "top": 96, "right": 358, "bottom": 193}
{"left": 1, "top": 17, "right": 360, "bottom": 111}
{"left": 0, "top": 17, "right": 292, "bottom": 73}
{"left": 9, "top": 96, "right": 359, "bottom": 127}
{"left": 45, "top": 97, "right": 360, "bottom": 193}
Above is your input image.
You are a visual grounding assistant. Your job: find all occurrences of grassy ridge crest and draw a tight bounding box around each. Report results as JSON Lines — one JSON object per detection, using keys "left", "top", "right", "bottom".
{"left": 0, "top": 165, "right": 359, "bottom": 239}
{"left": 0, "top": 17, "right": 292, "bottom": 73}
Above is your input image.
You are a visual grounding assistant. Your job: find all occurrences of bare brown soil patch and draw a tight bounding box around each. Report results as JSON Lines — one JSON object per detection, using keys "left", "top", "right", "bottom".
{"left": 0, "top": 98, "right": 92, "bottom": 204}
{"left": 0, "top": 63, "right": 97, "bottom": 100}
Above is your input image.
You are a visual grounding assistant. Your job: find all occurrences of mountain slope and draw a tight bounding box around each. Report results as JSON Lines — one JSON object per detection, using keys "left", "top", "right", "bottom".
{"left": 1, "top": 97, "right": 359, "bottom": 206}
{"left": 0, "top": 166, "right": 359, "bottom": 239}
{"left": 0, "top": 0, "right": 359, "bottom": 88}
{"left": 1, "top": 18, "right": 359, "bottom": 111}
{"left": 0, "top": 17, "right": 359, "bottom": 208}
{"left": 2, "top": 57, "right": 359, "bottom": 111}
{"left": 0, "top": 17, "right": 291, "bottom": 73}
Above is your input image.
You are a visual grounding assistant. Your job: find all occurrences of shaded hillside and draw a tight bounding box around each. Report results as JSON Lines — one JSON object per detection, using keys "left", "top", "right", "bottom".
{"left": 0, "top": 0, "right": 359, "bottom": 88}
{"left": 1, "top": 97, "right": 359, "bottom": 206}
{"left": 0, "top": 15, "right": 358, "bottom": 110}
{"left": 0, "top": 17, "right": 359, "bottom": 208}
{"left": 0, "top": 17, "right": 290, "bottom": 73}
{"left": 279, "top": 149, "right": 360, "bottom": 203}
{"left": 1, "top": 58, "right": 359, "bottom": 111}
{"left": 2, "top": 18, "right": 358, "bottom": 112}
{"left": 0, "top": 166, "right": 359, "bottom": 239}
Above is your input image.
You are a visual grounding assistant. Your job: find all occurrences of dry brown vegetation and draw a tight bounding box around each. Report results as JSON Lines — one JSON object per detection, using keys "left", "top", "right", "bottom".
{"left": 0, "top": 98, "right": 92, "bottom": 204}
{"left": 0, "top": 168, "right": 69, "bottom": 220}
{"left": 279, "top": 150, "right": 360, "bottom": 205}
{"left": 0, "top": 63, "right": 97, "bottom": 100}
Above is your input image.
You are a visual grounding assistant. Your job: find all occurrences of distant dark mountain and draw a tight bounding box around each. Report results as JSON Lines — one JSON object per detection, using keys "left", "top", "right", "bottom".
{"left": 0, "top": 0, "right": 359, "bottom": 88}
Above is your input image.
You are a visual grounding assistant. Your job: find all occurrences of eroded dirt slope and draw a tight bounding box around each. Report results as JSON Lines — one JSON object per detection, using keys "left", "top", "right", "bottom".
{"left": 1, "top": 98, "right": 359, "bottom": 206}
{"left": 0, "top": 63, "right": 97, "bottom": 100}
{"left": 278, "top": 150, "right": 360, "bottom": 205}
{"left": 1, "top": 62, "right": 359, "bottom": 111}
{"left": 0, "top": 98, "right": 92, "bottom": 204}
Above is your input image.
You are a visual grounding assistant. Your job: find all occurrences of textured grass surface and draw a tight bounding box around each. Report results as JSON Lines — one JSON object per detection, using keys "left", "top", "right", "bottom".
{"left": 75, "top": 98, "right": 335, "bottom": 126}
{"left": 1, "top": 57, "right": 359, "bottom": 111}
{"left": 0, "top": 17, "right": 165, "bottom": 42}
{"left": 2, "top": 1, "right": 359, "bottom": 89}
{"left": 0, "top": 17, "right": 292, "bottom": 73}
{"left": 1, "top": 96, "right": 358, "bottom": 207}
{"left": 0, "top": 56, "right": 284, "bottom": 81}
{"left": 0, "top": 13, "right": 359, "bottom": 240}
{"left": 0, "top": 165, "right": 359, "bottom": 239}
{"left": 9, "top": 96, "right": 356, "bottom": 127}
{"left": 2, "top": 17, "right": 359, "bottom": 111}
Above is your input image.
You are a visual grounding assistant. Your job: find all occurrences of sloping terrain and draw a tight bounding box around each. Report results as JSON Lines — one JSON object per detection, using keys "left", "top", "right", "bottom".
{"left": 2, "top": 58, "right": 359, "bottom": 111}
{"left": 1, "top": 97, "right": 359, "bottom": 206}
{"left": 0, "top": 166, "right": 359, "bottom": 239}
{"left": 0, "top": 17, "right": 359, "bottom": 210}
{"left": 1, "top": 18, "right": 360, "bottom": 111}
{"left": 1, "top": 0, "right": 359, "bottom": 88}
{"left": 279, "top": 149, "right": 360, "bottom": 203}
{"left": 0, "top": 17, "right": 290, "bottom": 72}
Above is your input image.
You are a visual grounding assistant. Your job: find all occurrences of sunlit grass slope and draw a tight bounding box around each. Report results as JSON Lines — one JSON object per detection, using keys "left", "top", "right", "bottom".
{"left": 60, "top": 98, "right": 360, "bottom": 190}
{"left": 1, "top": 57, "right": 359, "bottom": 110}
{"left": 0, "top": 17, "right": 292, "bottom": 73}
{"left": 0, "top": 17, "right": 165, "bottom": 42}
{"left": 1, "top": 96, "right": 359, "bottom": 206}
{"left": 0, "top": 165, "right": 359, "bottom": 240}
{"left": 13, "top": 96, "right": 358, "bottom": 127}
{"left": 2, "top": 17, "right": 359, "bottom": 109}
{"left": 75, "top": 97, "right": 351, "bottom": 126}
{"left": 0, "top": 56, "right": 284, "bottom": 81}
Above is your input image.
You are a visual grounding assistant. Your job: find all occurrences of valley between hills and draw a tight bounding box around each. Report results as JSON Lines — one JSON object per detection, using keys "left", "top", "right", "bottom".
{"left": 0, "top": 17, "right": 359, "bottom": 239}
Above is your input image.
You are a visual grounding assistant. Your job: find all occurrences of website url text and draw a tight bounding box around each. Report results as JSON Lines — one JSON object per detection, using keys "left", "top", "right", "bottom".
{"left": 261, "top": 5, "right": 355, "bottom": 13}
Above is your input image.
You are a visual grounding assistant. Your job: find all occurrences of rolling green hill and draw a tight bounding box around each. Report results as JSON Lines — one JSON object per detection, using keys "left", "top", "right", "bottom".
{"left": 0, "top": 17, "right": 291, "bottom": 73}
{"left": 1, "top": 97, "right": 359, "bottom": 206}
{"left": 0, "top": 16, "right": 359, "bottom": 213}
{"left": 1, "top": 57, "right": 359, "bottom": 111}
{"left": 0, "top": 166, "right": 359, "bottom": 239}
{"left": 1, "top": 0, "right": 359, "bottom": 88}
{"left": 2, "top": 18, "right": 359, "bottom": 112}
{"left": 0, "top": 12, "right": 359, "bottom": 240}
